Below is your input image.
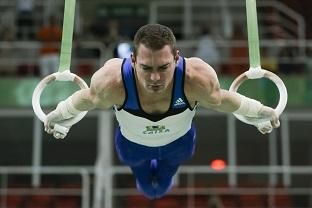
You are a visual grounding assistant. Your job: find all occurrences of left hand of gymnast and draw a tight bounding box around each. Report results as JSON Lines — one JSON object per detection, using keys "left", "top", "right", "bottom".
{"left": 255, "top": 106, "right": 280, "bottom": 134}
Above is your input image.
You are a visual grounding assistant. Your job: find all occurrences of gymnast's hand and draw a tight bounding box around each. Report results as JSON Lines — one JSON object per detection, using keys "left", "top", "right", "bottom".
{"left": 44, "top": 108, "right": 72, "bottom": 139}
{"left": 44, "top": 97, "right": 79, "bottom": 139}
{"left": 255, "top": 106, "right": 280, "bottom": 134}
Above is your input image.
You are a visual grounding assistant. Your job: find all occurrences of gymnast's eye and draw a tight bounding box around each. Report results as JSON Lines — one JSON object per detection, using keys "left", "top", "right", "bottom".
{"left": 158, "top": 65, "right": 168, "bottom": 71}
{"left": 142, "top": 66, "right": 152, "bottom": 71}
{"left": 140, "top": 64, "right": 152, "bottom": 71}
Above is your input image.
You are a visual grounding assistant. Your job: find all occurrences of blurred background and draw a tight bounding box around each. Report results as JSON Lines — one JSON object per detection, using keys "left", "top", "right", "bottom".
{"left": 0, "top": 0, "right": 312, "bottom": 207}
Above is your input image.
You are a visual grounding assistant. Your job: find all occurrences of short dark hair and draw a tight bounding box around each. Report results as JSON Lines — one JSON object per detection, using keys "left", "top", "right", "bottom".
{"left": 133, "top": 24, "right": 177, "bottom": 56}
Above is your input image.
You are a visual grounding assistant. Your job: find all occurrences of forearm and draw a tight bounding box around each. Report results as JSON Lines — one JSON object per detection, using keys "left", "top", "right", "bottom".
{"left": 71, "top": 89, "right": 96, "bottom": 112}
{"left": 211, "top": 90, "right": 263, "bottom": 117}
{"left": 209, "top": 90, "right": 241, "bottom": 113}
{"left": 54, "top": 89, "right": 96, "bottom": 120}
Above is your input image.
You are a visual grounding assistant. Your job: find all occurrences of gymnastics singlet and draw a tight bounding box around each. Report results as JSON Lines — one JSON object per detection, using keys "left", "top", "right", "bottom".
{"left": 114, "top": 56, "right": 197, "bottom": 147}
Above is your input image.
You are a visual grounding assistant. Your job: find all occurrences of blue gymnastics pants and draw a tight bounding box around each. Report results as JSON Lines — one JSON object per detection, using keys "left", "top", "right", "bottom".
{"left": 115, "top": 125, "right": 196, "bottom": 199}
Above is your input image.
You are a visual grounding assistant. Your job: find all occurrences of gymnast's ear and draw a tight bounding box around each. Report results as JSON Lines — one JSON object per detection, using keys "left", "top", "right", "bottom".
{"left": 174, "top": 50, "right": 180, "bottom": 63}
{"left": 131, "top": 53, "right": 136, "bottom": 67}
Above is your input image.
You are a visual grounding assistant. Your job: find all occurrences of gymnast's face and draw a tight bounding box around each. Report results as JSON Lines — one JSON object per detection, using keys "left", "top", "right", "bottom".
{"left": 132, "top": 44, "right": 179, "bottom": 94}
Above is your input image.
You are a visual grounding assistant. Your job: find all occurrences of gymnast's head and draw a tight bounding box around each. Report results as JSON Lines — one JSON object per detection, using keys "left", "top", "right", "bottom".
{"left": 132, "top": 24, "right": 178, "bottom": 58}
{"left": 131, "top": 24, "right": 180, "bottom": 93}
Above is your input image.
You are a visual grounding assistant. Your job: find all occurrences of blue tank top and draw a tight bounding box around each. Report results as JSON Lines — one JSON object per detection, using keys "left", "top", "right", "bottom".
{"left": 117, "top": 56, "right": 194, "bottom": 122}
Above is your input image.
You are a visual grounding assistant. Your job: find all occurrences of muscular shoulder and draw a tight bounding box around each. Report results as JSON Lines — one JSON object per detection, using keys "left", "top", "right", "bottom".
{"left": 90, "top": 58, "right": 125, "bottom": 108}
{"left": 184, "top": 57, "right": 221, "bottom": 105}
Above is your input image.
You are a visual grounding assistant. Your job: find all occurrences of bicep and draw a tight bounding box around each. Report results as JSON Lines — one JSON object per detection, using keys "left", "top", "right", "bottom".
{"left": 89, "top": 71, "right": 115, "bottom": 109}
{"left": 88, "top": 60, "right": 124, "bottom": 109}
{"left": 187, "top": 61, "right": 222, "bottom": 107}
{"left": 185, "top": 58, "right": 242, "bottom": 112}
{"left": 196, "top": 79, "right": 222, "bottom": 108}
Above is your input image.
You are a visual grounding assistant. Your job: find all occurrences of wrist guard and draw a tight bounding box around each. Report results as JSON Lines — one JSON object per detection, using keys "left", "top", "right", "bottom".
{"left": 234, "top": 94, "right": 263, "bottom": 117}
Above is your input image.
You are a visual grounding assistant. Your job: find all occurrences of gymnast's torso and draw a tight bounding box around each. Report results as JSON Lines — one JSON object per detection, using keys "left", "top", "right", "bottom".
{"left": 114, "top": 57, "right": 197, "bottom": 147}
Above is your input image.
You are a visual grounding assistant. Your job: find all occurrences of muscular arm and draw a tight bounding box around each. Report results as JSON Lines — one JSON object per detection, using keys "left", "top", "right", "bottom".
{"left": 70, "top": 58, "right": 125, "bottom": 111}
{"left": 185, "top": 57, "right": 279, "bottom": 134}
{"left": 185, "top": 57, "right": 241, "bottom": 113}
{"left": 45, "top": 58, "right": 125, "bottom": 137}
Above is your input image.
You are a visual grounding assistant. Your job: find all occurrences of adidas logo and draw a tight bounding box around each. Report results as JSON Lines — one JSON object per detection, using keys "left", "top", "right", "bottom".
{"left": 174, "top": 98, "right": 185, "bottom": 106}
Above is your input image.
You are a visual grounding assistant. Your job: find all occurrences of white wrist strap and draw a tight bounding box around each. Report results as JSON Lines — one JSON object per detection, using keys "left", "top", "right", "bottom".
{"left": 234, "top": 94, "right": 263, "bottom": 117}
{"left": 58, "top": 96, "right": 82, "bottom": 119}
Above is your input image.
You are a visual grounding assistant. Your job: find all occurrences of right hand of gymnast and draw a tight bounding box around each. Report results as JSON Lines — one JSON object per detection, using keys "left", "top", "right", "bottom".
{"left": 44, "top": 100, "right": 74, "bottom": 139}
{"left": 44, "top": 95, "right": 84, "bottom": 139}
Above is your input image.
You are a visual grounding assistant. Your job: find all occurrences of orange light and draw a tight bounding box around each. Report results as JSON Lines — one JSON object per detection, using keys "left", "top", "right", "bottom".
{"left": 211, "top": 159, "right": 226, "bottom": 171}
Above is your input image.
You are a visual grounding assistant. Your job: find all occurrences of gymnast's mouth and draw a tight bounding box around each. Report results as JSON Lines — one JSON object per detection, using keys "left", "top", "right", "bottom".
{"left": 147, "top": 84, "right": 164, "bottom": 91}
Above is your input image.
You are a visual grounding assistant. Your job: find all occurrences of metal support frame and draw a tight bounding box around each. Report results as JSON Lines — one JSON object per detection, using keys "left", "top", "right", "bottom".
{"left": 93, "top": 111, "right": 113, "bottom": 208}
